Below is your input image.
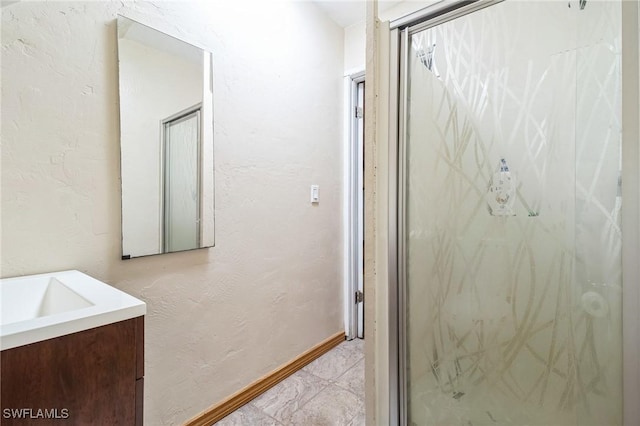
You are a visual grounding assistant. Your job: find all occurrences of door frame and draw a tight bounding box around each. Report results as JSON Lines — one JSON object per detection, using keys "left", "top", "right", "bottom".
{"left": 621, "top": 1, "right": 640, "bottom": 424}
{"left": 344, "top": 70, "right": 365, "bottom": 341}
{"left": 160, "top": 104, "right": 202, "bottom": 253}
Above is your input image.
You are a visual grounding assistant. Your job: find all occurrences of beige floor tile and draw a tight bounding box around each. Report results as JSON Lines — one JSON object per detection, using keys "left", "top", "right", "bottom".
{"left": 347, "top": 406, "right": 365, "bottom": 426}
{"left": 332, "top": 357, "right": 364, "bottom": 398}
{"left": 215, "top": 339, "right": 365, "bottom": 426}
{"left": 286, "top": 383, "right": 363, "bottom": 426}
{"left": 302, "top": 341, "right": 363, "bottom": 381}
{"left": 213, "top": 403, "right": 281, "bottom": 426}
{"left": 252, "top": 369, "right": 329, "bottom": 424}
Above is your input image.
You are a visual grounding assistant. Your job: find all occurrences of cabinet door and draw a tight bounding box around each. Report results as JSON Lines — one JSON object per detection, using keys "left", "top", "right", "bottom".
{"left": 1, "top": 318, "right": 138, "bottom": 425}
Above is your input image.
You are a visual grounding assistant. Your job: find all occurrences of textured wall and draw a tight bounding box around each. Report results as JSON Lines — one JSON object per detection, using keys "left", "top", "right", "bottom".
{"left": 343, "top": 1, "right": 437, "bottom": 74}
{"left": 1, "top": 1, "right": 344, "bottom": 424}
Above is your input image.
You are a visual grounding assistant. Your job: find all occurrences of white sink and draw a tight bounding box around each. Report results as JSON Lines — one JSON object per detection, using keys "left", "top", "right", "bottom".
{"left": 0, "top": 270, "right": 146, "bottom": 350}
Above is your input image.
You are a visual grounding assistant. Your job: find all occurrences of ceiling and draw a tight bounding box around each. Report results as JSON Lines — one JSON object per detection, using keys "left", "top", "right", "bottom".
{"left": 0, "top": 0, "right": 402, "bottom": 28}
{"left": 312, "top": 0, "right": 404, "bottom": 28}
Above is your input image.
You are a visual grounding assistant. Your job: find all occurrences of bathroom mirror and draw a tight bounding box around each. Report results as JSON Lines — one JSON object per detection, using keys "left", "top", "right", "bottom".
{"left": 117, "top": 16, "right": 214, "bottom": 259}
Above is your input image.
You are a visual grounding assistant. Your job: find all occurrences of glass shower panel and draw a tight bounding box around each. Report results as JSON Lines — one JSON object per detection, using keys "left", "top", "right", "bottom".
{"left": 574, "top": 1, "right": 622, "bottom": 425}
{"left": 403, "top": 1, "right": 621, "bottom": 425}
{"left": 164, "top": 112, "right": 200, "bottom": 253}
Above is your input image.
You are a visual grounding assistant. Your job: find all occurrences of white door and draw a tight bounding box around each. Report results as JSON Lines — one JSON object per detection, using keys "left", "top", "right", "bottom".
{"left": 356, "top": 81, "right": 365, "bottom": 339}
{"left": 163, "top": 110, "right": 201, "bottom": 252}
{"left": 346, "top": 74, "right": 366, "bottom": 341}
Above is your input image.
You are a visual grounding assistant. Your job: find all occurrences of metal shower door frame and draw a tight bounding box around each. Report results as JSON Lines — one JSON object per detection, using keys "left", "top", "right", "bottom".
{"left": 387, "top": 1, "right": 640, "bottom": 426}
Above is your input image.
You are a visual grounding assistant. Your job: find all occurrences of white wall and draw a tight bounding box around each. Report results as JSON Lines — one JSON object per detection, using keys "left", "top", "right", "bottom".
{"left": 344, "top": 21, "right": 366, "bottom": 74}
{"left": 344, "top": 1, "right": 437, "bottom": 73}
{"left": 1, "top": 1, "right": 344, "bottom": 424}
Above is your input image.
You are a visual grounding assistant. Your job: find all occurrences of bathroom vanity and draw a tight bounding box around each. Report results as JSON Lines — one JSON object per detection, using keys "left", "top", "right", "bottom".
{"left": 0, "top": 271, "right": 146, "bottom": 425}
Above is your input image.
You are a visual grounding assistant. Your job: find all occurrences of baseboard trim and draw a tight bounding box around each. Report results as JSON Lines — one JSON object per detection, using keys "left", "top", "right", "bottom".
{"left": 184, "top": 331, "right": 346, "bottom": 426}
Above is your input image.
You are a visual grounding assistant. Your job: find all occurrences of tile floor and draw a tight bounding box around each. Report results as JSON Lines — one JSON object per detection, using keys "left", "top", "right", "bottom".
{"left": 214, "top": 338, "right": 365, "bottom": 426}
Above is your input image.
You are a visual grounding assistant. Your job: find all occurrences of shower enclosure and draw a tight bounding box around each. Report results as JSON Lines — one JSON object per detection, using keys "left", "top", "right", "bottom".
{"left": 390, "top": 1, "right": 625, "bottom": 424}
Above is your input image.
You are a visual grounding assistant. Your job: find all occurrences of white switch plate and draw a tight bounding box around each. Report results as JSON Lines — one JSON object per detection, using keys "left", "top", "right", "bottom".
{"left": 310, "top": 185, "right": 319, "bottom": 203}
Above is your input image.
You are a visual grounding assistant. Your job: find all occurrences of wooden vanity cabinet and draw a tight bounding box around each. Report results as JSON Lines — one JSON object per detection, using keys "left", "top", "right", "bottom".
{"left": 1, "top": 316, "right": 144, "bottom": 425}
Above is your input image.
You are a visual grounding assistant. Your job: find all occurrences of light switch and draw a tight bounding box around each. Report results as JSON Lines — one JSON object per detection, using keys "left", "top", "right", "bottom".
{"left": 310, "top": 185, "right": 319, "bottom": 203}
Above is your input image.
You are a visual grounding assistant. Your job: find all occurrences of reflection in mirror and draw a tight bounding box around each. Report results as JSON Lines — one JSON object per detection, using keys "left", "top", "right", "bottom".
{"left": 117, "top": 16, "right": 214, "bottom": 259}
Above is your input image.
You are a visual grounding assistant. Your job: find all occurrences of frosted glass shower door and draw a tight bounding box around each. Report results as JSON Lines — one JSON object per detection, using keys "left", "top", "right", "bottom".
{"left": 401, "top": 1, "right": 622, "bottom": 425}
